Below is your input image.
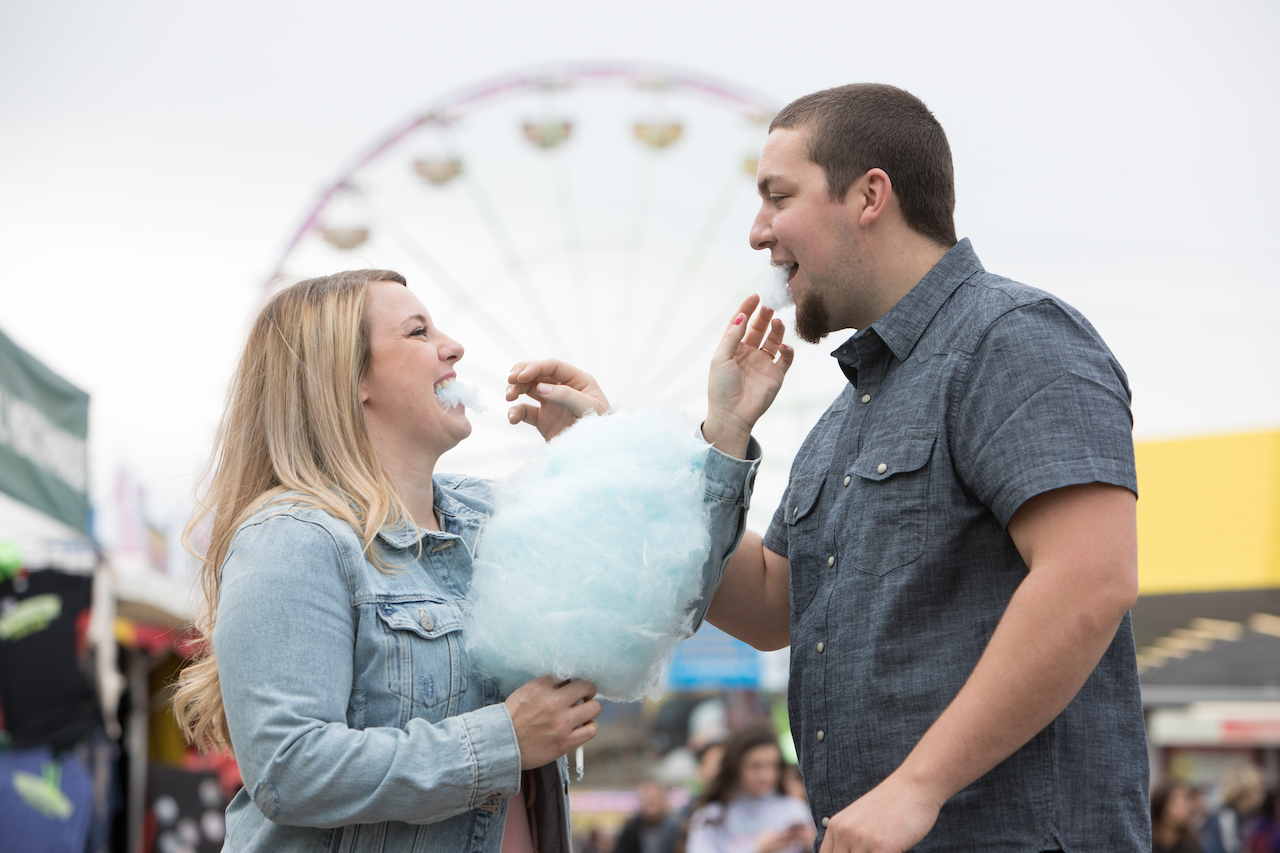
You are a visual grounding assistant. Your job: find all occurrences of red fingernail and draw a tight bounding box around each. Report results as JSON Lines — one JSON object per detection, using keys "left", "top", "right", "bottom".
{"left": 780, "top": 344, "right": 789, "bottom": 350}
{"left": 734, "top": 314, "right": 744, "bottom": 326}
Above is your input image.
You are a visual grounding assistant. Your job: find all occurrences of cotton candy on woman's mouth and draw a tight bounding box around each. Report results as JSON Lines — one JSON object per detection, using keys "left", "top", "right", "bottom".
{"left": 435, "top": 380, "right": 486, "bottom": 412}
{"left": 465, "top": 408, "right": 713, "bottom": 702}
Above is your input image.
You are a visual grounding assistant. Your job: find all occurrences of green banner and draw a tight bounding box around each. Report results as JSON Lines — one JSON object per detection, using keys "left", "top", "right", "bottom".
{"left": 0, "top": 327, "right": 90, "bottom": 533}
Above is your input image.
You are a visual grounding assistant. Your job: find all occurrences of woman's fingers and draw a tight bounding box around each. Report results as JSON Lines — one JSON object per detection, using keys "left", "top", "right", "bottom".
{"left": 763, "top": 316, "right": 786, "bottom": 351}
{"left": 535, "top": 383, "right": 607, "bottom": 418}
{"left": 741, "top": 304, "right": 776, "bottom": 351}
{"left": 507, "top": 402, "right": 539, "bottom": 427}
{"left": 713, "top": 296, "right": 758, "bottom": 364}
{"left": 776, "top": 343, "right": 796, "bottom": 375}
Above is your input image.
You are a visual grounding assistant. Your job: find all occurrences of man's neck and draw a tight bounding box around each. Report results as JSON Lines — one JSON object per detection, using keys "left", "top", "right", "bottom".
{"left": 855, "top": 231, "right": 950, "bottom": 330}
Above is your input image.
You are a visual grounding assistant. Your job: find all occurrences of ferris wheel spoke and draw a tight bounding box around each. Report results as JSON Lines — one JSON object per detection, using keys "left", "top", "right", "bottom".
{"left": 457, "top": 168, "right": 572, "bottom": 357}
{"left": 361, "top": 203, "right": 524, "bottom": 389}
{"left": 615, "top": 149, "right": 657, "bottom": 348}
{"left": 631, "top": 264, "right": 774, "bottom": 402}
{"left": 648, "top": 165, "right": 746, "bottom": 331}
{"left": 549, "top": 150, "right": 599, "bottom": 364}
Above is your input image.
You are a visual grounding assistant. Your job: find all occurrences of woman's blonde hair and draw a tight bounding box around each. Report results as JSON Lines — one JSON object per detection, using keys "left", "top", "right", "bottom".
{"left": 173, "top": 269, "right": 414, "bottom": 750}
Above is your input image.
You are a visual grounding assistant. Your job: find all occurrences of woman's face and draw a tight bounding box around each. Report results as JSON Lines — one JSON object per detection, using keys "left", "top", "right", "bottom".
{"left": 360, "top": 281, "right": 470, "bottom": 460}
{"left": 1164, "top": 785, "right": 1194, "bottom": 828}
{"left": 738, "top": 743, "right": 782, "bottom": 799}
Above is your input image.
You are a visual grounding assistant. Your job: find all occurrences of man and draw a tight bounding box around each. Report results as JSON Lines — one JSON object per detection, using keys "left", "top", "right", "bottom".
{"left": 700, "top": 84, "right": 1149, "bottom": 852}
{"left": 616, "top": 781, "right": 675, "bottom": 853}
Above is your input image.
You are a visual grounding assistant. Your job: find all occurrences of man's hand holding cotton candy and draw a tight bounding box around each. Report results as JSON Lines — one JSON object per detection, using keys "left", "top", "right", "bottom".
{"left": 705, "top": 294, "right": 794, "bottom": 459}
{"left": 506, "top": 358, "right": 611, "bottom": 441}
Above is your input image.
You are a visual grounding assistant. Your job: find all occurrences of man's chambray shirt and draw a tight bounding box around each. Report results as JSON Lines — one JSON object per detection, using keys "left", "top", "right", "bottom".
{"left": 763, "top": 240, "right": 1150, "bottom": 852}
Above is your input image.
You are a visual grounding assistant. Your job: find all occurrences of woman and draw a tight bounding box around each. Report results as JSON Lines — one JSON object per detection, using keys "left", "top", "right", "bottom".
{"left": 1203, "top": 764, "right": 1266, "bottom": 853}
{"left": 1151, "top": 779, "right": 1201, "bottom": 853}
{"left": 173, "top": 271, "right": 784, "bottom": 853}
{"left": 686, "top": 726, "right": 815, "bottom": 853}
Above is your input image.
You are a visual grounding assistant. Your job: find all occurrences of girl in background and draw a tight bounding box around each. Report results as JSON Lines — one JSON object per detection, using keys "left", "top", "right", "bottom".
{"left": 686, "top": 726, "right": 815, "bottom": 853}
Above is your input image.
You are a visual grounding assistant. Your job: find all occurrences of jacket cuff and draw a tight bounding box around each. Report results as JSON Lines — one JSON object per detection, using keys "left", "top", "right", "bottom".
{"left": 699, "top": 426, "right": 761, "bottom": 509}
{"left": 460, "top": 702, "right": 523, "bottom": 804}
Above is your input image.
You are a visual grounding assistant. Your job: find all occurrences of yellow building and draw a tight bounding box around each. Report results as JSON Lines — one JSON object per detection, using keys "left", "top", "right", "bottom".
{"left": 1137, "top": 429, "right": 1280, "bottom": 595}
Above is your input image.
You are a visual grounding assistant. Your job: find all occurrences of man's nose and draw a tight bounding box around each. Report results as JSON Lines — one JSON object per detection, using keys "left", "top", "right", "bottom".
{"left": 749, "top": 208, "right": 773, "bottom": 251}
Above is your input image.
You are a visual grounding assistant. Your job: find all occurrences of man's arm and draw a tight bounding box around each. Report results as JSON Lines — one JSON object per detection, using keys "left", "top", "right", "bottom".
{"left": 819, "top": 481, "right": 1139, "bottom": 853}
{"left": 704, "top": 532, "right": 791, "bottom": 651}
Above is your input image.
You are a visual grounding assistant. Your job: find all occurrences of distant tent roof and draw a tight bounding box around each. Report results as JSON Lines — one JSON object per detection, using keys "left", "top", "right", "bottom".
{"left": 1140, "top": 614, "right": 1280, "bottom": 705}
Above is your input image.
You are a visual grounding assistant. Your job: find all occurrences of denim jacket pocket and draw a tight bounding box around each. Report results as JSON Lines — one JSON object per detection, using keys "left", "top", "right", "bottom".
{"left": 784, "top": 473, "right": 826, "bottom": 616}
{"left": 850, "top": 432, "right": 935, "bottom": 577}
{"left": 376, "top": 597, "right": 467, "bottom": 713}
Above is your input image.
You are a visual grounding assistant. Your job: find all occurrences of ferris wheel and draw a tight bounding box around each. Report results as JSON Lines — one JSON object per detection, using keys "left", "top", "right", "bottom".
{"left": 267, "top": 61, "right": 845, "bottom": 520}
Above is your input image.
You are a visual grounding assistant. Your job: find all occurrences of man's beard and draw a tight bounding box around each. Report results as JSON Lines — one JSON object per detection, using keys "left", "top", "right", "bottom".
{"left": 794, "top": 288, "right": 831, "bottom": 344}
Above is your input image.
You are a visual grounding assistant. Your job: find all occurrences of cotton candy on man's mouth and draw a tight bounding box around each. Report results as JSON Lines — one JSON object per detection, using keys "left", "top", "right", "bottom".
{"left": 760, "top": 263, "right": 795, "bottom": 311}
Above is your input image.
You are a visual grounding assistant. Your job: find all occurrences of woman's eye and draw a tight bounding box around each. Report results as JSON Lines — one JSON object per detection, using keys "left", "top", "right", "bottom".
{"left": 410, "top": 327, "right": 428, "bottom": 337}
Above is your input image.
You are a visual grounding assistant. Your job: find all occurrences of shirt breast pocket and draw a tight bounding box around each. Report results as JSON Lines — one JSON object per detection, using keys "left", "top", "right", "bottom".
{"left": 784, "top": 472, "right": 826, "bottom": 616}
{"left": 850, "top": 431, "right": 935, "bottom": 577}
{"left": 377, "top": 597, "right": 467, "bottom": 712}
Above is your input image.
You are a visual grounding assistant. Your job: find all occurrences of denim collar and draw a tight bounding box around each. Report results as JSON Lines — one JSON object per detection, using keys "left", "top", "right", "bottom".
{"left": 831, "top": 238, "right": 984, "bottom": 382}
{"left": 374, "top": 478, "right": 484, "bottom": 550}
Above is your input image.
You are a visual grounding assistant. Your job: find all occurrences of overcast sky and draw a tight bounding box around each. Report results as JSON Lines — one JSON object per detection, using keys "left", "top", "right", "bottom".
{"left": 1, "top": 0, "right": 1277, "bottom": 547}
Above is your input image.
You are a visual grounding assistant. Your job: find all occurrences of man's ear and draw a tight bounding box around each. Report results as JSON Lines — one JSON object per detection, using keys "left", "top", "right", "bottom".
{"left": 857, "top": 168, "right": 893, "bottom": 227}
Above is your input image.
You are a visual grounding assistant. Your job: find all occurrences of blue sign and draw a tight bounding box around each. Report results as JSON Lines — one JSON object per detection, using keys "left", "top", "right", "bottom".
{"left": 667, "top": 623, "right": 761, "bottom": 689}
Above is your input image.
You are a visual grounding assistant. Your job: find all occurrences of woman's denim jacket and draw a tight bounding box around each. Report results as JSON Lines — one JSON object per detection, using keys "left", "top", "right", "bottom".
{"left": 213, "top": 441, "right": 759, "bottom": 853}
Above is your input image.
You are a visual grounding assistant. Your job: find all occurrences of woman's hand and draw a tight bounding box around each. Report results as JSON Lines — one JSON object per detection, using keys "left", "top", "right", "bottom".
{"left": 755, "top": 825, "right": 809, "bottom": 853}
{"left": 506, "top": 359, "right": 610, "bottom": 441}
{"left": 704, "top": 294, "right": 794, "bottom": 459}
{"left": 504, "top": 676, "right": 601, "bottom": 770}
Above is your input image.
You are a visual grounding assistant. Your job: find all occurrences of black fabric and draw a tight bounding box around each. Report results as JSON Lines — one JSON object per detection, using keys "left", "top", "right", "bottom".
{"left": 0, "top": 568, "right": 101, "bottom": 749}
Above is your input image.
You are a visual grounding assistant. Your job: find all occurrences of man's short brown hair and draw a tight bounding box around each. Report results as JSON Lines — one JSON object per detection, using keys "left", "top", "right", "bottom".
{"left": 771, "top": 84, "right": 957, "bottom": 248}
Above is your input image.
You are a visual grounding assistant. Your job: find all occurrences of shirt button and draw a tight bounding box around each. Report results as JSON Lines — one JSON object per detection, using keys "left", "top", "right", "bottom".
{"left": 420, "top": 611, "right": 435, "bottom": 631}
{"left": 827, "top": 556, "right": 835, "bottom": 566}
{"left": 816, "top": 730, "right": 825, "bottom": 742}
{"left": 860, "top": 394, "right": 871, "bottom": 404}
{"left": 816, "top": 642, "right": 825, "bottom": 653}
{"left": 876, "top": 463, "right": 888, "bottom": 474}
{"left": 821, "top": 817, "right": 830, "bottom": 828}
{"left": 843, "top": 475, "right": 851, "bottom": 486}
{"left": 792, "top": 507, "right": 799, "bottom": 518}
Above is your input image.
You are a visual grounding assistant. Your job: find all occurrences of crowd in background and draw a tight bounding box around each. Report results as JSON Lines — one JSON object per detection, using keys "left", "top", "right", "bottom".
{"left": 578, "top": 725, "right": 815, "bottom": 853}
{"left": 588, "top": 745, "right": 1280, "bottom": 853}
{"left": 1152, "top": 765, "right": 1278, "bottom": 853}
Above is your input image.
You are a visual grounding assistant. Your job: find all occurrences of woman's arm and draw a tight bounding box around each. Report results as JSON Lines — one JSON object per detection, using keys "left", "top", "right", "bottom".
{"left": 214, "top": 512, "right": 531, "bottom": 828}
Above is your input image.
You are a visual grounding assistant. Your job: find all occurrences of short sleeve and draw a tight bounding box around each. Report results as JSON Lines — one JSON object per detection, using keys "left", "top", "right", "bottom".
{"left": 952, "top": 299, "right": 1137, "bottom": 527}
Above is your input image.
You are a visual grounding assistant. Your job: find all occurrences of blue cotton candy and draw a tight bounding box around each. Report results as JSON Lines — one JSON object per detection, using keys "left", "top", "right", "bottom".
{"left": 466, "top": 409, "right": 712, "bottom": 701}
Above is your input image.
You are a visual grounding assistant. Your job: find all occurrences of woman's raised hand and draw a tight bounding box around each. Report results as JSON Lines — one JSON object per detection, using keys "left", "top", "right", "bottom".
{"left": 504, "top": 676, "right": 601, "bottom": 770}
{"left": 704, "top": 294, "right": 794, "bottom": 459}
{"left": 506, "top": 359, "right": 611, "bottom": 441}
